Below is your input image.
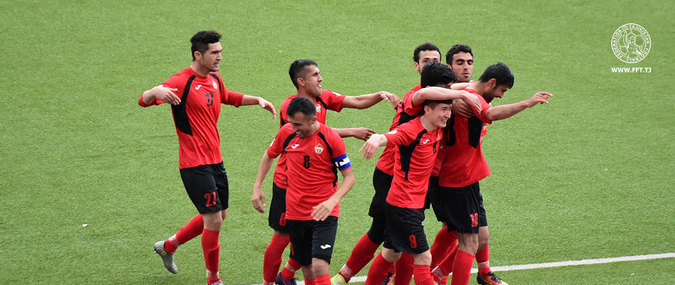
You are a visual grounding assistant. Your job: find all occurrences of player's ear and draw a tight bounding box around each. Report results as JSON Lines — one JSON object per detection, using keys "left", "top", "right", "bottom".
{"left": 297, "top": 77, "right": 305, "bottom": 88}
{"left": 194, "top": 50, "right": 202, "bottom": 61}
{"left": 488, "top": 78, "right": 497, "bottom": 88}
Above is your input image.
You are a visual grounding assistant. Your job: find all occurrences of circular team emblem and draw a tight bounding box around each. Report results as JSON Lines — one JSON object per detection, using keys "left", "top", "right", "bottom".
{"left": 611, "top": 23, "right": 651, "bottom": 63}
{"left": 315, "top": 144, "right": 324, "bottom": 154}
{"left": 212, "top": 80, "right": 218, "bottom": 89}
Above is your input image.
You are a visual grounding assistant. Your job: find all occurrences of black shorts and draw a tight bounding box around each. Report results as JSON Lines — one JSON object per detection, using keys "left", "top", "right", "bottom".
{"left": 430, "top": 180, "right": 487, "bottom": 234}
{"left": 268, "top": 183, "right": 288, "bottom": 232}
{"left": 179, "top": 162, "right": 229, "bottom": 214}
{"left": 367, "top": 167, "right": 393, "bottom": 244}
{"left": 287, "top": 217, "right": 339, "bottom": 266}
{"left": 383, "top": 203, "right": 429, "bottom": 254}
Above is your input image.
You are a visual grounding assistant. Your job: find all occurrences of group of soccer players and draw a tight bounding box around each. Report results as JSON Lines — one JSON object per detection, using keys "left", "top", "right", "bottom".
{"left": 140, "top": 30, "right": 552, "bottom": 285}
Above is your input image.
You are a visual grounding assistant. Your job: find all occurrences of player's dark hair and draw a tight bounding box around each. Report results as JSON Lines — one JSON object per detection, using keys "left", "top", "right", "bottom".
{"left": 289, "top": 59, "right": 318, "bottom": 89}
{"left": 413, "top": 42, "right": 441, "bottom": 63}
{"left": 420, "top": 62, "right": 456, "bottom": 88}
{"left": 445, "top": 44, "right": 473, "bottom": 65}
{"left": 287, "top": 96, "right": 317, "bottom": 118}
{"left": 191, "top": 30, "right": 222, "bottom": 61}
{"left": 422, "top": 99, "right": 453, "bottom": 115}
{"left": 478, "top": 62, "right": 514, "bottom": 88}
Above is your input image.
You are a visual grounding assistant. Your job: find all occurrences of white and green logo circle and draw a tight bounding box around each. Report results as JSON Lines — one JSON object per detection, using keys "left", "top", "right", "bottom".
{"left": 611, "top": 23, "right": 651, "bottom": 63}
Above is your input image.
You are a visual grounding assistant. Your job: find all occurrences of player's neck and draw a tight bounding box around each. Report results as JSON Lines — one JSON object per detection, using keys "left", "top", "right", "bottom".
{"left": 420, "top": 116, "right": 438, "bottom": 132}
{"left": 190, "top": 62, "right": 210, "bottom": 77}
{"left": 473, "top": 82, "right": 489, "bottom": 99}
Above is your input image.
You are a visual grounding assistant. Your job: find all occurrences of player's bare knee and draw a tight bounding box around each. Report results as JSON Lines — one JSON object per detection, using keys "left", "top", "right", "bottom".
{"left": 413, "top": 250, "right": 432, "bottom": 265}
{"left": 203, "top": 211, "right": 224, "bottom": 231}
{"left": 311, "top": 258, "right": 330, "bottom": 276}
{"left": 382, "top": 248, "right": 401, "bottom": 263}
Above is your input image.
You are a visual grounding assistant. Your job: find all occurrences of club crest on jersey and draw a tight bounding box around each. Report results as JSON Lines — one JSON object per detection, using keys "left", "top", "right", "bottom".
{"left": 315, "top": 144, "right": 324, "bottom": 154}
{"left": 316, "top": 104, "right": 322, "bottom": 113}
{"left": 212, "top": 80, "right": 218, "bottom": 89}
{"left": 437, "top": 133, "right": 441, "bottom": 140}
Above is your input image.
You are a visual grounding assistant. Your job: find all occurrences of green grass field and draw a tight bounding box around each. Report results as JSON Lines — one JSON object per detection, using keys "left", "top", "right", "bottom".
{"left": 1, "top": 0, "right": 673, "bottom": 284}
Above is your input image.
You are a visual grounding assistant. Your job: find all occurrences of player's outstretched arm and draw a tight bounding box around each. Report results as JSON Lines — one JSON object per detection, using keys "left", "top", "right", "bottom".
{"left": 252, "top": 152, "right": 275, "bottom": 214}
{"left": 241, "top": 95, "right": 277, "bottom": 119}
{"left": 139, "top": 85, "right": 180, "bottom": 106}
{"left": 333, "top": 127, "right": 376, "bottom": 141}
{"left": 359, "top": 134, "right": 388, "bottom": 159}
{"left": 341, "top": 91, "right": 401, "bottom": 109}
{"left": 450, "top": 82, "right": 475, "bottom": 90}
{"left": 484, "top": 91, "right": 552, "bottom": 121}
{"left": 411, "top": 87, "right": 481, "bottom": 113}
{"left": 311, "top": 167, "right": 355, "bottom": 221}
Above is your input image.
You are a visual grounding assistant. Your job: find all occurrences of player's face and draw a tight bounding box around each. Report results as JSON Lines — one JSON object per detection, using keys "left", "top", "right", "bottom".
{"left": 414, "top": 50, "right": 441, "bottom": 74}
{"left": 198, "top": 42, "right": 223, "bottom": 72}
{"left": 288, "top": 112, "right": 317, "bottom": 138}
{"left": 483, "top": 80, "right": 509, "bottom": 103}
{"left": 449, "top": 52, "right": 473, "bottom": 82}
{"left": 426, "top": 103, "right": 453, "bottom": 129}
{"left": 299, "top": 65, "right": 323, "bottom": 98}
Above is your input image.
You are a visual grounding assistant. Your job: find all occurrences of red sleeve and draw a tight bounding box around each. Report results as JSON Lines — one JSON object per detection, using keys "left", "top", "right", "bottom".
{"left": 222, "top": 89, "right": 244, "bottom": 107}
{"left": 323, "top": 90, "right": 346, "bottom": 112}
{"left": 266, "top": 124, "right": 293, "bottom": 158}
{"left": 138, "top": 72, "right": 186, "bottom": 107}
{"left": 464, "top": 88, "right": 493, "bottom": 125}
{"left": 383, "top": 122, "right": 415, "bottom": 146}
{"left": 402, "top": 91, "right": 423, "bottom": 116}
{"left": 138, "top": 92, "right": 156, "bottom": 107}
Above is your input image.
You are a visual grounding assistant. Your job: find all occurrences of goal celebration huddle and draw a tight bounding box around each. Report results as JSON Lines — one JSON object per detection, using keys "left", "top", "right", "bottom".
{"left": 139, "top": 30, "right": 552, "bottom": 285}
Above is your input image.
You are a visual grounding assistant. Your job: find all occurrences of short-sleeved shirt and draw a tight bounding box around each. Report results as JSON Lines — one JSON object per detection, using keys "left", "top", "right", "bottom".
{"left": 138, "top": 67, "right": 244, "bottom": 169}
{"left": 267, "top": 123, "right": 352, "bottom": 221}
{"left": 272, "top": 90, "right": 346, "bottom": 188}
{"left": 375, "top": 84, "right": 423, "bottom": 176}
{"left": 434, "top": 87, "right": 493, "bottom": 187}
{"left": 385, "top": 117, "right": 442, "bottom": 209}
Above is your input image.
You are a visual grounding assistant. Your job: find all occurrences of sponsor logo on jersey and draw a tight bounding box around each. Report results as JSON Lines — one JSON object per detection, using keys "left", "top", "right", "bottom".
{"left": 315, "top": 144, "right": 324, "bottom": 154}
{"left": 290, "top": 144, "right": 300, "bottom": 149}
{"left": 320, "top": 244, "right": 332, "bottom": 250}
{"left": 195, "top": 84, "right": 202, "bottom": 90}
{"left": 422, "top": 139, "right": 430, "bottom": 145}
{"left": 387, "top": 130, "right": 398, "bottom": 135}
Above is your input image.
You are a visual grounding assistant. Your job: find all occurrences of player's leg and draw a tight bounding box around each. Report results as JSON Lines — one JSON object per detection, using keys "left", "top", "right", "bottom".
{"left": 310, "top": 217, "right": 339, "bottom": 285}
{"left": 428, "top": 177, "right": 458, "bottom": 271}
{"left": 334, "top": 167, "right": 391, "bottom": 284}
{"left": 444, "top": 183, "right": 481, "bottom": 285}
{"left": 364, "top": 248, "right": 400, "bottom": 285}
{"left": 474, "top": 204, "right": 506, "bottom": 285}
{"left": 393, "top": 252, "right": 414, "bottom": 285}
{"left": 200, "top": 163, "right": 230, "bottom": 285}
{"left": 451, "top": 233, "right": 478, "bottom": 285}
{"left": 285, "top": 220, "right": 312, "bottom": 285}
{"left": 154, "top": 213, "right": 204, "bottom": 274}
{"left": 412, "top": 250, "right": 434, "bottom": 285}
{"left": 264, "top": 183, "right": 292, "bottom": 285}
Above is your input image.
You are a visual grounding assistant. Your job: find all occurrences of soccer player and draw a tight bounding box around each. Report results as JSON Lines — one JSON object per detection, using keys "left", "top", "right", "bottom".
{"left": 427, "top": 62, "right": 552, "bottom": 285}
{"left": 428, "top": 43, "right": 507, "bottom": 285}
{"left": 256, "top": 96, "right": 356, "bottom": 285}
{"left": 141, "top": 30, "right": 276, "bottom": 285}
{"left": 251, "top": 59, "right": 400, "bottom": 285}
{"left": 359, "top": 95, "right": 454, "bottom": 285}
{"left": 330, "top": 42, "right": 444, "bottom": 285}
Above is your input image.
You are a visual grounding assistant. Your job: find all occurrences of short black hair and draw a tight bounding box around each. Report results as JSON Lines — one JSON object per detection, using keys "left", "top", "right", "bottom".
{"left": 190, "top": 30, "right": 221, "bottom": 61}
{"left": 423, "top": 99, "right": 453, "bottom": 114}
{"left": 445, "top": 44, "right": 473, "bottom": 65}
{"left": 478, "top": 62, "right": 514, "bottom": 88}
{"left": 287, "top": 96, "right": 317, "bottom": 118}
{"left": 413, "top": 42, "right": 441, "bottom": 63}
{"left": 289, "top": 59, "right": 318, "bottom": 89}
{"left": 420, "top": 62, "right": 456, "bottom": 88}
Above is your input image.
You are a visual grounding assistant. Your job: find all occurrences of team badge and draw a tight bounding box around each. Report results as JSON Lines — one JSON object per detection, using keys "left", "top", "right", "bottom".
{"left": 316, "top": 104, "right": 322, "bottom": 113}
{"left": 437, "top": 133, "right": 441, "bottom": 141}
{"left": 212, "top": 80, "right": 218, "bottom": 89}
{"left": 315, "top": 144, "right": 324, "bottom": 154}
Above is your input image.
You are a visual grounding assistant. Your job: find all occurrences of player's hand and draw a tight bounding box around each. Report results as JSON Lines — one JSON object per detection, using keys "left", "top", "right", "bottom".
{"left": 359, "top": 134, "right": 381, "bottom": 159}
{"left": 312, "top": 198, "right": 338, "bottom": 221}
{"left": 526, "top": 92, "right": 553, "bottom": 107}
{"left": 378, "top": 91, "right": 401, "bottom": 108}
{"left": 460, "top": 91, "right": 482, "bottom": 114}
{"left": 350, "top": 127, "right": 376, "bottom": 141}
{"left": 153, "top": 85, "right": 181, "bottom": 105}
{"left": 451, "top": 99, "right": 474, "bottom": 118}
{"left": 251, "top": 186, "right": 267, "bottom": 213}
{"left": 258, "top": 97, "right": 277, "bottom": 119}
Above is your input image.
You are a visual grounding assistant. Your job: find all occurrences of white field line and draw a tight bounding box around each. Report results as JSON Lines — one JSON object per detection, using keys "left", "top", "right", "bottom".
{"left": 278, "top": 252, "right": 674, "bottom": 285}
